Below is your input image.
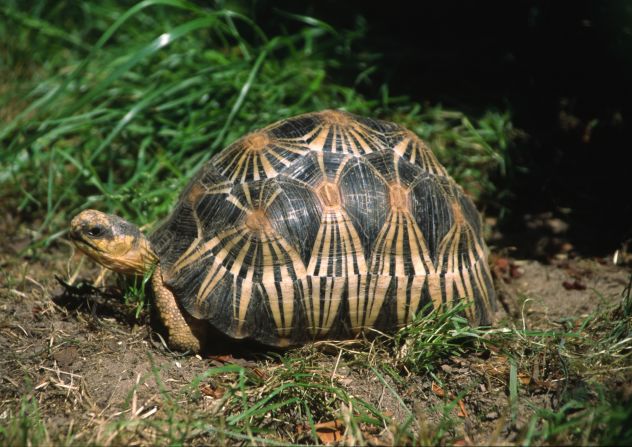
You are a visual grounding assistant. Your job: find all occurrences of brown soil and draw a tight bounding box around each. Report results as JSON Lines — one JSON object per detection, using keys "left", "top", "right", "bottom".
{"left": 1, "top": 214, "right": 630, "bottom": 445}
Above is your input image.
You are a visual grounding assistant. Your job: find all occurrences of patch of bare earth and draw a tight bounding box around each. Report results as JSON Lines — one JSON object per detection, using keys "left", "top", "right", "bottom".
{"left": 1, "top": 214, "right": 630, "bottom": 445}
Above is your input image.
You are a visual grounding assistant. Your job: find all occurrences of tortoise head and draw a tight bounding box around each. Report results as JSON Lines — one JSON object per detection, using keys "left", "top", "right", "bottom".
{"left": 69, "top": 209, "right": 157, "bottom": 275}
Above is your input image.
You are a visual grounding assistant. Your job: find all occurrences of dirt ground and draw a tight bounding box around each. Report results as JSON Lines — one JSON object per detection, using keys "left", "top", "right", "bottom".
{"left": 1, "top": 212, "right": 630, "bottom": 445}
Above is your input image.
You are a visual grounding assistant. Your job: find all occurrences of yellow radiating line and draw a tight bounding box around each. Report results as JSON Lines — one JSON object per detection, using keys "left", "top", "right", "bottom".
{"left": 442, "top": 224, "right": 459, "bottom": 306}
{"left": 260, "top": 152, "right": 278, "bottom": 178}
{"left": 407, "top": 218, "right": 428, "bottom": 276}
{"left": 391, "top": 136, "right": 409, "bottom": 161}
{"left": 368, "top": 220, "right": 386, "bottom": 275}
{"left": 293, "top": 125, "right": 320, "bottom": 144}
{"left": 230, "top": 146, "right": 250, "bottom": 182}
{"left": 275, "top": 228, "right": 307, "bottom": 279}
{"left": 342, "top": 216, "right": 367, "bottom": 274}
{"left": 263, "top": 145, "right": 290, "bottom": 163}
{"left": 462, "top": 221, "right": 491, "bottom": 315}
{"left": 348, "top": 128, "right": 368, "bottom": 155}
{"left": 394, "top": 212, "right": 406, "bottom": 276}
{"left": 277, "top": 143, "right": 309, "bottom": 156}
{"left": 265, "top": 239, "right": 294, "bottom": 336}
{"left": 196, "top": 261, "right": 225, "bottom": 307}
{"left": 322, "top": 277, "right": 334, "bottom": 332}
{"left": 265, "top": 188, "right": 282, "bottom": 209}
{"left": 393, "top": 152, "right": 401, "bottom": 181}
{"left": 274, "top": 239, "right": 294, "bottom": 336}
{"left": 316, "top": 151, "right": 326, "bottom": 176}
{"left": 212, "top": 143, "right": 236, "bottom": 165}
{"left": 236, "top": 246, "right": 257, "bottom": 331}
{"left": 172, "top": 236, "right": 202, "bottom": 271}
{"left": 329, "top": 125, "right": 339, "bottom": 153}
{"left": 348, "top": 275, "right": 361, "bottom": 330}
{"left": 225, "top": 194, "right": 248, "bottom": 212}
{"left": 196, "top": 230, "right": 245, "bottom": 293}
{"left": 338, "top": 215, "right": 353, "bottom": 276}
{"left": 251, "top": 152, "right": 260, "bottom": 181}
{"left": 380, "top": 213, "right": 399, "bottom": 274}
{"left": 365, "top": 275, "right": 390, "bottom": 329}
{"left": 172, "top": 227, "right": 242, "bottom": 272}
{"left": 307, "top": 222, "right": 326, "bottom": 275}
{"left": 308, "top": 125, "right": 329, "bottom": 152}
{"left": 206, "top": 181, "right": 233, "bottom": 195}
{"left": 406, "top": 214, "right": 438, "bottom": 314}
{"left": 335, "top": 156, "right": 352, "bottom": 182}
{"left": 306, "top": 276, "right": 319, "bottom": 335}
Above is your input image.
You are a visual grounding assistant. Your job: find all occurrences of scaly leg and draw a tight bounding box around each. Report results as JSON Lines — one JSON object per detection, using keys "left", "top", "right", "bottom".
{"left": 151, "top": 265, "right": 208, "bottom": 353}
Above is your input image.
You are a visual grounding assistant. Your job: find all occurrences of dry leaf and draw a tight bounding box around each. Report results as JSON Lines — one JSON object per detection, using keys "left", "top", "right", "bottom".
{"left": 207, "top": 354, "right": 234, "bottom": 363}
{"left": 518, "top": 372, "right": 532, "bottom": 386}
{"left": 297, "top": 419, "right": 345, "bottom": 445}
{"left": 457, "top": 399, "right": 468, "bottom": 418}
{"left": 200, "top": 383, "right": 225, "bottom": 399}
{"left": 432, "top": 381, "right": 445, "bottom": 397}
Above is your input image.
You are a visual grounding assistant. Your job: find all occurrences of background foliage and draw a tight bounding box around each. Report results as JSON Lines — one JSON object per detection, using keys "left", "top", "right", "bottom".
{"left": 0, "top": 0, "right": 514, "bottom": 246}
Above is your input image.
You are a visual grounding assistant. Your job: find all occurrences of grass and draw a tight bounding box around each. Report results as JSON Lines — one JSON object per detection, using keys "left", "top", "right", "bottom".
{"left": 1, "top": 1, "right": 630, "bottom": 446}
{"left": 1, "top": 0, "right": 514, "bottom": 251}
{"left": 3, "top": 286, "right": 630, "bottom": 445}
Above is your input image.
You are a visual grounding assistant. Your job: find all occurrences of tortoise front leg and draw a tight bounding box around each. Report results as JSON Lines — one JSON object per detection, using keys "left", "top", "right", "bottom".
{"left": 151, "top": 265, "right": 208, "bottom": 353}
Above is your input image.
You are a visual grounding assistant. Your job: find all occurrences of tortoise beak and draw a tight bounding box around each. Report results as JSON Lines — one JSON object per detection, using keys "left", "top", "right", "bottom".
{"left": 68, "top": 227, "right": 99, "bottom": 252}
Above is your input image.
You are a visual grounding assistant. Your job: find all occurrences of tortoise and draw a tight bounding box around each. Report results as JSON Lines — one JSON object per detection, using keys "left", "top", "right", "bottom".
{"left": 69, "top": 110, "right": 496, "bottom": 352}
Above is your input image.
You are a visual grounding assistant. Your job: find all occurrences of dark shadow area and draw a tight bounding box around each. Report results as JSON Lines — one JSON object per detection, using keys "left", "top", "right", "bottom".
{"left": 53, "top": 275, "right": 283, "bottom": 358}
{"left": 249, "top": 0, "right": 632, "bottom": 257}
{"left": 52, "top": 276, "right": 142, "bottom": 327}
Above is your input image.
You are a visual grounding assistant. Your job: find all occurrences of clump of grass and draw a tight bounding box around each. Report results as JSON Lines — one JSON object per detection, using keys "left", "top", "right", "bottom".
{"left": 524, "top": 384, "right": 632, "bottom": 446}
{"left": 84, "top": 351, "right": 397, "bottom": 445}
{"left": 0, "top": 394, "right": 50, "bottom": 446}
{"left": 393, "top": 301, "right": 485, "bottom": 376}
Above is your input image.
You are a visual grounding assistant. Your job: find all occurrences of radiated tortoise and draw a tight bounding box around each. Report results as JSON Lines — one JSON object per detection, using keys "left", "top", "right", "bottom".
{"left": 69, "top": 110, "right": 496, "bottom": 352}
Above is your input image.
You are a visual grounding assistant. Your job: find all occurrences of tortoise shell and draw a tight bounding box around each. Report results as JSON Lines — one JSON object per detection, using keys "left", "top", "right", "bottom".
{"left": 150, "top": 110, "right": 496, "bottom": 346}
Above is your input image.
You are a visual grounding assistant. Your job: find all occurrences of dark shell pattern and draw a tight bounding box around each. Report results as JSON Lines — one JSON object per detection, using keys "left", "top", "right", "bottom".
{"left": 150, "top": 110, "right": 496, "bottom": 346}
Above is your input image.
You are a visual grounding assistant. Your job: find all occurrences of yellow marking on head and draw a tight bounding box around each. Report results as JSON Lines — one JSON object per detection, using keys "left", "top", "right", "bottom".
{"left": 69, "top": 209, "right": 156, "bottom": 276}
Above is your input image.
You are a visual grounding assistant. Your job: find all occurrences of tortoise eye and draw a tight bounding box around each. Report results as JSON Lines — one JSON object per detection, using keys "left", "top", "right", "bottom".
{"left": 86, "top": 226, "right": 104, "bottom": 238}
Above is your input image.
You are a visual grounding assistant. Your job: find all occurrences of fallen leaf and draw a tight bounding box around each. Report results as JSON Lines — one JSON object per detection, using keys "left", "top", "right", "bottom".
{"left": 200, "top": 383, "right": 225, "bottom": 399}
{"left": 494, "top": 257, "right": 510, "bottom": 271}
{"left": 53, "top": 346, "right": 79, "bottom": 368}
{"left": 297, "top": 419, "right": 344, "bottom": 445}
{"left": 510, "top": 264, "right": 524, "bottom": 279}
{"left": 457, "top": 399, "right": 468, "bottom": 418}
{"left": 432, "top": 381, "right": 445, "bottom": 398}
{"left": 518, "top": 372, "right": 532, "bottom": 386}
{"left": 207, "top": 354, "right": 234, "bottom": 363}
